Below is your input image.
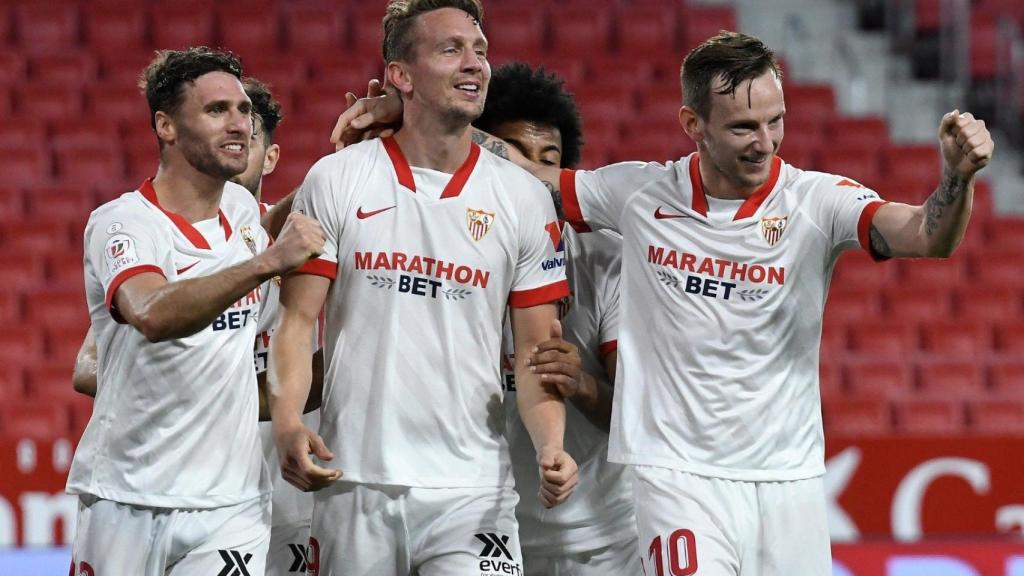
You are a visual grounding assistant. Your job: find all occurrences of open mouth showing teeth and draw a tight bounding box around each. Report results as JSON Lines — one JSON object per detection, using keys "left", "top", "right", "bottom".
{"left": 456, "top": 84, "right": 479, "bottom": 93}
{"left": 223, "top": 144, "right": 244, "bottom": 152}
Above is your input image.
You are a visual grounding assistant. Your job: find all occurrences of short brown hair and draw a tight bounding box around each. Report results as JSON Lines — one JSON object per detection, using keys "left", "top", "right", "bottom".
{"left": 682, "top": 31, "right": 782, "bottom": 120}
{"left": 140, "top": 46, "right": 244, "bottom": 129}
{"left": 382, "top": 0, "right": 484, "bottom": 63}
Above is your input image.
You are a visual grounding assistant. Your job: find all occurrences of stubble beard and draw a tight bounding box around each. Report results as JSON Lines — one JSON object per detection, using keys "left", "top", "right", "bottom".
{"left": 178, "top": 124, "right": 247, "bottom": 182}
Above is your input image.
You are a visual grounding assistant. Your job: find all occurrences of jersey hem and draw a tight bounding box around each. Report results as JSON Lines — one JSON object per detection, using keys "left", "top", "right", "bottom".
{"left": 66, "top": 484, "right": 270, "bottom": 510}
{"left": 608, "top": 453, "right": 826, "bottom": 482}
{"left": 327, "top": 473, "right": 514, "bottom": 489}
{"left": 509, "top": 279, "right": 570, "bottom": 308}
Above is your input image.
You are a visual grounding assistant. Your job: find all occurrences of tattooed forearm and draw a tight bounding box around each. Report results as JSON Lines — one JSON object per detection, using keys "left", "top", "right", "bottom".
{"left": 869, "top": 224, "right": 892, "bottom": 258}
{"left": 542, "top": 180, "right": 565, "bottom": 220}
{"left": 923, "top": 171, "right": 970, "bottom": 236}
{"left": 471, "top": 129, "right": 510, "bottom": 160}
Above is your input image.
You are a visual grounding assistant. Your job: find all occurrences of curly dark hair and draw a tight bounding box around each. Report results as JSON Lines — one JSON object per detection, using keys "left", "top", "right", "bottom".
{"left": 242, "top": 77, "right": 283, "bottom": 146}
{"left": 474, "top": 62, "right": 583, "bottom": 168}
{"left": 140, "top": 46, "right": 244, "bottom": 131}
{"left": 682, "top": 31, "right": 783, "bottom": 120}
{"left": 383, "top": 0, "right": 484, "bottom": 62}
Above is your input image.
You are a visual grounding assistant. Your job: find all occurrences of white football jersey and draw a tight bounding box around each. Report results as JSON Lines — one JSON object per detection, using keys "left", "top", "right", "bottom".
{"left": 292, "top": 137, "right": 569, "bottom": 487}
{"left": 68, "top": 179, "right": 272, "bottom": 508}
{"left": 561, "top": 154, "right": 887, "bottom": 481}
{"left": 502, "top": 226, "right": 636, "bottom": 554}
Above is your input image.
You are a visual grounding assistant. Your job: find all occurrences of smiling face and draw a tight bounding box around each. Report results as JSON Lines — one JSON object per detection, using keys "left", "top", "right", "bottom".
{"left": 166, "top": 71, "right": 253, "bottom": 180}
{"left": 683, "top": 70, "right": 785, "bottom": 194}
{"left": 392, "top": 7, "right": 491, "bottom": 130}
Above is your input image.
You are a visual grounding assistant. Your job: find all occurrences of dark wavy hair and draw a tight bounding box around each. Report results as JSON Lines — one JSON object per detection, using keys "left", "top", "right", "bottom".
{"left": 140, "top": 47, "right": 244, "bottom": 130}
{"left": 243, "top": 77, "right": 283, "bottom": 146}
{"left": 682, "top": 31, "right": 782, "bottom": 120}
{"left": 475, "top": 62, "right": 583, "bottom": 168}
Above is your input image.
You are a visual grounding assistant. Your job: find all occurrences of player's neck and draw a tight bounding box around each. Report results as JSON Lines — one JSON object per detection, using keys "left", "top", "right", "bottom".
{"left": 697, "top": 155, "right": 756, "bottom": 201}
{"left": 393, "top": 112, "right": 473, "bottom": 173}
{"left": 151, "top": 160, "right": 226, "bottom": 223}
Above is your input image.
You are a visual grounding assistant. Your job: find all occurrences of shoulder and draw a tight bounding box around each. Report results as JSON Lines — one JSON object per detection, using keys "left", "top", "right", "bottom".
{"left": 302, "top": 139, "right": 384, "bottom": 188}
{"left": 791, "top": 167, "right": 882, "bottom": 200}
{"left": 477, "top": 149, "right": 554, "bottom": 203}
{"left": 88, "top": 191, "right": 161, "bottom": 230}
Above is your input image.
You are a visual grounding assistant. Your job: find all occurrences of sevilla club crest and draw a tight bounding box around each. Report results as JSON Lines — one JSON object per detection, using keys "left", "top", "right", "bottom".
{"left": 240, "top": 225, "right": 258, "bottom": 256}
{"left": 467, "top": 208, "right": 496, "bottom": 241}
{"left": 760, "top": 216, "right": 788, "bottom": 247}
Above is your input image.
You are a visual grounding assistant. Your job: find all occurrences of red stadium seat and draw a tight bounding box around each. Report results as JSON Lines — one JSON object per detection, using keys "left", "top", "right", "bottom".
{"left": 0, "top": 187, "right": 25, "bottom": 221}
{"left": 970, "top": 13, "right": 998, "bottom": 79}
{"left": 46, "top": 252, "right": 85, "bottom": 287}
{"left": 819, "top": 362, "right": 844, "bottom": 402}
{"left": 829, "top": 117, "right": 890, "bottom": 150}
{"left": 590, "top": 60, "right": 656, "bottom": 87}
{"left": 884, "top": 144, "right": 942, "bottom": 183}
{"left": 271, "top": 118, "right": 334, "bottom": 160}
{"left": 617, "top": 6, "right": 679, "bottom": 56}
{"left": 56, "top": 148, "right": 126, "bottom": 185}
{"left": 28, "top": 52, "right": 96, "bottom": 87}
{"left": 824, "top": 286, "right": 882, "bottom": 325}
{"left": 0, "top": 5, "right": 9, "bottom": 46}
{"left": 26, "top": 366, "right": 89, "bottom": 405}
{"left": 24, "top": 289, "right": 88, "bottom": 333}
{"left": 307, "top": 59, "right": 383, "bottom": 90}
{"left": 915, "top": 0, "right": 943, "bottom": 33}
{"left": 994, "top": 320, "right": 1024, "bottom": 355}
{"left": 916, "top": 359, "right": 987, "bottom": 399}
{"left": 13, "top": 3, "right": 80, "bottom": 52}
{"left": 1, "top": 221, "right": 69, "bottom": 253}
{"left": 920, "top": 320, "right": 992, "bottom": 359}
{"left": 898, "top": 256, "right": 967, "bottom": 289}
{"left": 85, "top": 5, "right": 147, "bottom": 54}
{"left": 0, "top": 291, "right": 21, "bottom": 325}
{"left": 894, "top": 398, "right": 966, "bottom": 435}
{"left": 985, "top": 218, "right": 1024, "bottom": 251}
{"left": 244, "top": 55, "right": 309, "bottom": 94}
{"left": 283, "top": 5, "right": 346, "bottom": 55}
{"left": 820, "top": 316, "right": 846, "bottom": 359}
{"left": 97, "top": 53, "right": 153, "bottom": 86}
{"left": 883, "top": 285, "right": 954, "bottom": 323}
{"left": 845, "top": 359, "right": 914, "bottom": 400}
{"left": 990, "top": 360, "right": 1024, "bottom": 398}
{"left": 3, "top": 148, "right": 52, "bottom": 186}
{"left": 956, "top": 287, "right": 1022, "bottom": 322}
{"left": 968, "top": 399, "right": 1024, "bottom": 435}
{"left": 0, "top": 365, "right": 26, "bottom": 404}
{"left": 609, "top": 132, "right": 695, "bottom": 164}
{"left": 550, "top": 6, "right": 612, "bottom": 55}
{"left": 971, "top": 249, "right": 1024, "bottom": 286}
{"left": 816, "top": 147, "right": 882, "bottom": 190}
{"left": 681, "top": 6, "right": 736, "bottom": 53}
{"left": 87, "top": 85, "right": 150, "bottom": 126}
{"left": 0, "top": 85, "right": 10, "bottom": 116}
{"left": 640, "top": 92, "right": 684, "bottom": 122}
{"left": 217, "top": 7, "right": 280, "bottom": 55}
{"left": 823, "top": 398, "right": 893, "bottom": 436}
{"left": 0, "top": 51, "right": 26, "bottom": 85}
{"left": 832, "top": 250, "right": 896, "bottom": 290}
{"left": 522, "top": 56, "right": 587, "bottom": 88}
{"left": 0, "top": 400, "right": 72, "bottom": 440}
{"left": 783, "top": 84, "right": 836, "bottom": 125}
{"left": 484, "top": 7, "right": 546, "bottom": 61}
{"left": 0, "top": 119, "right": 46, "bottom": 151}
{"left": 50, "top": 120, "right": 121, "bottom": 154}
{"left": 847, "top": 320, "right": 917, "bottom": 357}
{"left": 151, "top": 5, "right": 215, "bottom": 49}
{"left": 16, "top": 83, "right": 84, "bottom": 121}
{"left": 24, "top": 185, "right": 99, "bottom": 220}
{"left": 0, "top": 325, "right": 44, "bottom": 366}
{"left": 48, "top": 326, "right": 90, "bottom": 369}
{"left": 973, "top": 179, "right": 995, "bottom": 223}
{"left": 0, "top": 255, "right": 47, "bottom": 292}
{"left": 349, "top": 6, "right": 385, "bottom": 58}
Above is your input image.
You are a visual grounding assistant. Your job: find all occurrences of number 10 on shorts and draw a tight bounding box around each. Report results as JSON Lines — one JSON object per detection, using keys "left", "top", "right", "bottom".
{"left": 643, "top": 529, "right": 698, "bottom": 576}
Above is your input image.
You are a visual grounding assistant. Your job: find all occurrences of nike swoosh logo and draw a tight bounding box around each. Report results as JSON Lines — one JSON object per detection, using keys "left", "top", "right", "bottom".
{"left": 176, "top": 261, "right": 199, "bottom": 275}
{"left": 654, "top": 207, "right": 691, "bottom": 220}
{"left": 356, "top": 205, "right": 396, "bottom": 220}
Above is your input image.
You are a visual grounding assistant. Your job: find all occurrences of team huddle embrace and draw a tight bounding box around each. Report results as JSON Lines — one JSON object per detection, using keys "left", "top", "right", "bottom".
{"left": 65, "top": 0, "right": 994, "bottom": 575}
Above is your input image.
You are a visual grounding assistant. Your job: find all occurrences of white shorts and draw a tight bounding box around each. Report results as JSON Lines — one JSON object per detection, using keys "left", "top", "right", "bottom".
{"left": 632, "top": 466, "right": 830, "bottom": 576}
{"left": 524, "top": 536, "right": 641, "bottom": 576}
{"left": 266, "top": 521, "right": 312, "bottom": 576}
{"left": 308, "top": 481, "right": 521, "bottom": 576}
{"left": 70, "top": 493, "right": 271, "bottom": 576}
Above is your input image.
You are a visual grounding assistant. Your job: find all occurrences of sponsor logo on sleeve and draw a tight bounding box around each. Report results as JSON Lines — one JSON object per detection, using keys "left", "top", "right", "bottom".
{"left": 104, "top": 234, "right": 139, "bottom": 277}
{"left": 467, "top": 208, "right": 496, "bottom": 241}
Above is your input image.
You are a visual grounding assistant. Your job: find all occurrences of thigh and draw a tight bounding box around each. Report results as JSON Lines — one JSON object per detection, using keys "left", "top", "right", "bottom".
{"left": 167, "top": 495, "right": 271, "bottom": 576}
{"left": 632, "top": 466, "right": 747, "bottom": 576}
{"left": 570, "top": 536, "right": 643, "bottom": 576}
{"left": 308, "top": 482, "right": 408, "bottom": 576}
{"left": 756, "top": 477, "right": 831, "bottom": 576}
{"left": 266, "top": 522, "right": 313, "bottom": 576}
{"left": 70, "top": 496, "right": 167, "bottom": 576}
{"left": 414, "top": 486, "right": 522, "bottom": 576}
{"left": 522, "top": 550, "right": 552, "bottom": 576}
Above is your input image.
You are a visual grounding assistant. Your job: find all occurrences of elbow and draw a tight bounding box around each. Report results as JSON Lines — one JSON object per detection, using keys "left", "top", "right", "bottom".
{"left": 134, "top": 311, "right": 176, "bottom": 343}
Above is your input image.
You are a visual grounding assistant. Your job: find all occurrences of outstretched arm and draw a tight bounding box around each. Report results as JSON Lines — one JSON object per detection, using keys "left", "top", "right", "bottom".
{"left": 868, "top": 110, "right": 994, "bottom": 259}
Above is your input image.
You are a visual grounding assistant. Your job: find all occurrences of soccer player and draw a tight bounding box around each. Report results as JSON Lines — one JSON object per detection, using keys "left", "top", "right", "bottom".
{"left": 334, "top": 31, "right": 994, "bottom": 575}
{"left": 476, "top": 62, "right": 639, "bottom": 575}
{"left": 66, "top": 47, "right": 324, "bottom": 576}
{"left": 268, "top": 1, "right": 577, "bottom": 574}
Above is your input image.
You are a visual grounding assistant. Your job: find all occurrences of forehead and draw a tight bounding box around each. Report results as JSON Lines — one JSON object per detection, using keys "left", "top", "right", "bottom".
{"left": 184, "top": 71, "right": 247, "bottom": 104}
{"left": 492, "top": 120, "right": 562, "bottom": 148}
{"left": 413, "top": 7, "right": 485, "bottom": 45}
{"left": 708, "top": 71, "right": 784, "bottom": 119}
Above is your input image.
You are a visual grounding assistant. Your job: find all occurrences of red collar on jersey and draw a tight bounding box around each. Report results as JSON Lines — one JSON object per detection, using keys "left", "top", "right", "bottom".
{"left": 139, "top": 178, "right": 233, "bottom": 249}
{"left": 688, "top": 153, "right": 782, "bottom": 221}
{"left": 381, "top": 136, "right": 481, "bottom": 199}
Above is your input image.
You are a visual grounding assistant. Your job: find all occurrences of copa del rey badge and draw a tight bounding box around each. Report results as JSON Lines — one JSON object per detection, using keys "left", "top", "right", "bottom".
{"left": 760, "top": 216, "right": 788, "bottom": 247}
{"left": 466, "top": 208, "right": 495, "bottom": 241}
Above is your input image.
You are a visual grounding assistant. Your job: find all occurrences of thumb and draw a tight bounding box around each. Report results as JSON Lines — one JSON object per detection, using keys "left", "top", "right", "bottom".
{"left": 549, "top": 318, "right": 562, "bottom": 340}
{"left": 309, "top": 433, "right": 335, "bottom": 461}
{"left": 940, "top": 109, "right": 959, "bottom": 135}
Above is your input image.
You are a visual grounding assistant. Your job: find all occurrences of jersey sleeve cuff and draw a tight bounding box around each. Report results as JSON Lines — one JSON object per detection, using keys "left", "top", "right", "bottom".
{"left": 559, "top": 169, "right": 591, "bottom": 233}
{"left": 508, "top": 279, "right": 570, "bottom": 308}
{"left": 857, "top": 200, "right": 890, "bottom": 261}
{"left": 599, "top": 339, "right": 618, "bottom": 359}
{"left": 106, "top": 265, "right": 166, "bottom": 324}
{"left": 294, "top": 257, "right": 338, "bottom": 279}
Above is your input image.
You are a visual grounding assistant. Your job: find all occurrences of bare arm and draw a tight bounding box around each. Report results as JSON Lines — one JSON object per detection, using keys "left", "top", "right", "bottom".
{"left": 512, "top": 307, "right": 578, "bottom": 508}
{"left": 528, "top": 326, "right": 617, "bottom": 432}
{"left": 869, "top": 110, "right": 994, "bottom": 259}
{"left": 72, "top": 327, "right": 97, "bottom": 397}
{"left": 258, "top": 348, "right": 324, "bottom": 421}
{"left": 268, "top": 272, "right": 341, "bottom": 491}
{"left": 260, "top": 188, "right": 298, "bottom": 239}
{"left": 116, "top": 213, "right": 324, "bottom": 343}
